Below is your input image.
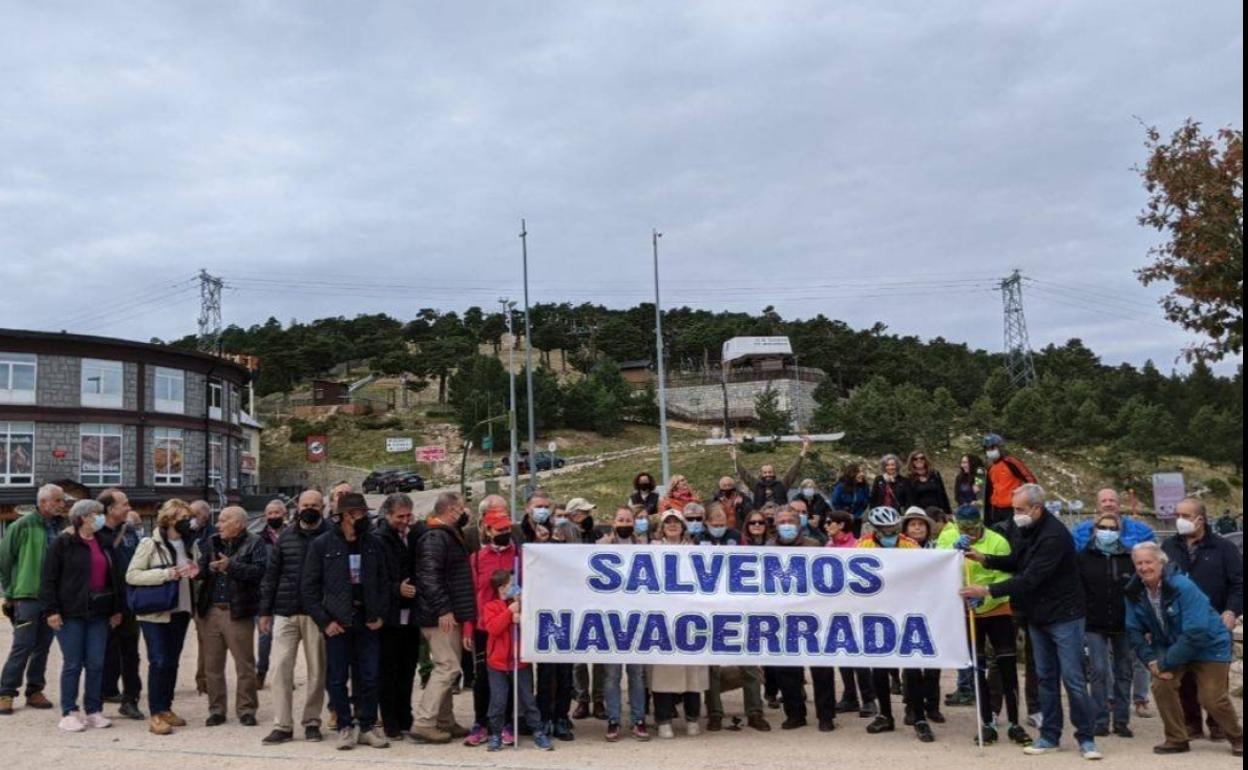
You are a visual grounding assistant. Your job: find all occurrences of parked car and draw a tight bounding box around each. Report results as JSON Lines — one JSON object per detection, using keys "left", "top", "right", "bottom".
{"left": 384, "top": 471, "right": 426, "bottom": 493}
{"left": 502, "top": 450, "right": 566, "bottom": 474}
{"left": 362, "top": 470, "right": 399, "bottom": 494}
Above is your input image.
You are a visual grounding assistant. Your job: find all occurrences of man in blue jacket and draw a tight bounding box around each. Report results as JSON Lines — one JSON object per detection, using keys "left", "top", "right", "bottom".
{"left": 1124, "top": 542, "right": 1242, "bottom": 756}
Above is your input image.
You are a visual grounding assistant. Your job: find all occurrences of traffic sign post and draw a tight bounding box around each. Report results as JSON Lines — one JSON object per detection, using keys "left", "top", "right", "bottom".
{"left": 416, "top": 445, "right": 447, "bottom": 489}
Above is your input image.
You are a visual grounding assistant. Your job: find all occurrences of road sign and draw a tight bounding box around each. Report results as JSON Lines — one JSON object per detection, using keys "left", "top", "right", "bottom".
{"left": 481, "top": 435, "right": 494, "bottom": 452}
{"left": 483, "top": 460, "right": 495, "bottom": 471}
{"left": 547, "top": 440, "right": 558, "bottom": 453}
{"left": 416, "top": 445, "right": 447, "bottom": 463}
{"left": 386, "top": 437, "right": 414, "bottom": 453}
{"left": 306, "top": 435, "right": 328, "bottom": 463}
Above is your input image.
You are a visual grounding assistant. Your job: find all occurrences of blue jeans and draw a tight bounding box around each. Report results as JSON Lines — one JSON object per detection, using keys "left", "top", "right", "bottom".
{"left": 1029, "top": 618, "right": 1096, "bottom": 745}
{"left": 1132, "top": 656, "right": 1150, "bottom": 704}
{"left": 1085, "top": 631, "right": 1131, "bottom": 729}
{"left": 602, "top": 663, "right": 647, "bottom": 725}
{"left": 956, "top": 666, "right": 975, "bottom": 694}
{"left": 56, "top": 617, "right": 110, "bottom": 715}
{"left": 487, "top": 667, "right": 543, "bottom": 736}
{"left": 140, "top": 611, "right": 191, "bottom": 715}
{"left": 325, "top": 611, "right": 380, "bottom": 730}
{"left": 1, "top": 599, "right": 55, "bottom": 698}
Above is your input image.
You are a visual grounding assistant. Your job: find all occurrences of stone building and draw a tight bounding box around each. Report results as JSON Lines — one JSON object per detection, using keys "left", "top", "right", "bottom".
{"left": 0, "top": 328, "right": 250, "bottom": 519}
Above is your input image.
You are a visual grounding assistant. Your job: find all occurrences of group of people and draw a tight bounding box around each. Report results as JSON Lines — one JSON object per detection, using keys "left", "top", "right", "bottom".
{"left": 0, "top": 433, "right": 1242, "bottom": 760}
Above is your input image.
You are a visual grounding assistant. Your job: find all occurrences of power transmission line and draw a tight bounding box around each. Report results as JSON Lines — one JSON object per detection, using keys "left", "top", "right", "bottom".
{"left": 197, "top": 269, "right": 223, "bottom": 353}
{"left": 1001, "top": 269, "right": 1037, "bottom": 387}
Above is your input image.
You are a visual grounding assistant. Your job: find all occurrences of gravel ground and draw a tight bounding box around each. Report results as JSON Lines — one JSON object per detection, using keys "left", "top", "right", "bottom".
{"left": 2, "top": 620, "right": 1241, "bottom": 770}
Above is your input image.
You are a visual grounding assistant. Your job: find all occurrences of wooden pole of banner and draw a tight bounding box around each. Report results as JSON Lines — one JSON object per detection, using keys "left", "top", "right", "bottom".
{"left": 965, "top": 556, "right": 985, "bottom": 751}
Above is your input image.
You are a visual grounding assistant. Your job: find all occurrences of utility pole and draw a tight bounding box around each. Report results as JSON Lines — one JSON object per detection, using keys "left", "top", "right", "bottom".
{"left": 1000, "top": 269, "right": 1037, "bottom": 387}
{"left": 197, "top": 269, "right": 223, "bottom": 354}
{"left": 500, "top": 298, "right": 520, "bottom": 519}
{"left": 652, "top": 229, "right": 671, "bottom": 486}
{"left": 520, "top": 220, "right": 538, "bottom": 495}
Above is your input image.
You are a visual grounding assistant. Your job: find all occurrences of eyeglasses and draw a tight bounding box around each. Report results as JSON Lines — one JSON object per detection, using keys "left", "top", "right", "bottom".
{"left": 1095, "top": 525, "right": 1120, "bottom": 532}
{"left": 685, "top": 517, "right": 704, "bottom": 523}
{"left": 746, "top": 520, "right": 767, "bottom": 527}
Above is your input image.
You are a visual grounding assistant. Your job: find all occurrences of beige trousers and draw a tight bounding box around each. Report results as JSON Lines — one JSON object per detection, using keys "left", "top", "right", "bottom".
{"left": 270, "top": 614, "right": 326, "bottom": 731}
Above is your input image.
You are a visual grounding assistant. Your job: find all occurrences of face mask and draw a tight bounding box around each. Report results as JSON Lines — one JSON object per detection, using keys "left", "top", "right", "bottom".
{"left": 637, "top": 483, "right": 653, "bottom": 493}
{"left": 267, "top": 518, "right": 284, "bottom": 530}
{"left": 551, "top": 515, "right": 569, "bottom": 528}
{"left": 776, "top": 523, "right": 799, "bottom": 542}
{"left": 708, "top": 525, "right": 728, "bottom": 539}
{"left": 504, "top": 583, "right": 521, "bottom": 599}
{"left": 1013, "top": 513, "right": 1034, "bottom": 528}
{"left": 1175, "top": 518, "right": 1197, "bottom": 536}
{"left": 801, "top": 487, "right": 815, "bottom": 499}
{"left": 1095, "top": 529, "right": 1120, "bottom": 549}
{"left": 299, "top": 508, "right": 322, "bottom": 525}
{"left": 189, "top": 518, "right": 202, "bottom": 531}
{"left": 134, "top": 527, "right": 146, "bottom": 537}
{"left": 687, "top": 521, "right": 704, "bottom": 536}
{"left": 174, "top": 519, "right": 193, "bottom": 538}
{"left": 531, "top": 507, "right": 551, "bottom": 524}
{"left": 491, "top": 532, "right": 512, "bottom": 549}
{"left": 799, "top": 513, "right": 809, "bottom": 530}
{"left": 456, "top": 512, "right": 470, "bottom": 530}
{"left": 986, "top": 449, "right": 1001, "bottom": 462}
{"left": 634, "top": 518, "right": 649, "bottom": 535}
{"left": 878, "top": 533, "right": 900, "bottom": 547}
{"left": 614, "top": 525, "right": 635, "bottom": 540}
{"left": 93, "top": 513, "right": 107, "bottom": 532}
{"left": 352, "top": 516, "right": 371, "bottom": 536}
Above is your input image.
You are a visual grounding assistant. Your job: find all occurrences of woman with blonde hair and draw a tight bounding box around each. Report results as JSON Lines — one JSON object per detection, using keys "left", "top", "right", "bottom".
{"left": 126, "top": 498, "right": 200, "bottom": 735}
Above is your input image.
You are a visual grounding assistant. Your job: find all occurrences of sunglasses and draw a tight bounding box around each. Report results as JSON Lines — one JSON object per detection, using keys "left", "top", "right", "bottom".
{"left": 1095, "top": 525, "right": 1120, "bottom": 532}
{"left": 746, "top": 520, "right": 767, "bottom": 527}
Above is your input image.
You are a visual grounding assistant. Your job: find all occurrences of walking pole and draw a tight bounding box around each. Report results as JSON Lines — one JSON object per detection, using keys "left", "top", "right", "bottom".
{"left": 964, "top": 555, "right": 985, "bottom": 751}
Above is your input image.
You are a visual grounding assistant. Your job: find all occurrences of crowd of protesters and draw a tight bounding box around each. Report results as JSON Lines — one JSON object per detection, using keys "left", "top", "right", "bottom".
{"left": 0, "top": 433, "right": 1241, "bottom": 759}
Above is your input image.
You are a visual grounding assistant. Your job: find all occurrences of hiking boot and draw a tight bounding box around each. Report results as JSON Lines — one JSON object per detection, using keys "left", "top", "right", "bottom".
{"left": 58, "top": 713, "right": 87, "bottom": 732}
{"left": 1112, "top": 723, "right": 1134, "bottom": 738}
{"left": 440, "top": 722, "right": 470, "bottom": 739}
{"left": 605, "top": 721, "right": 621, "bottom": 741}
{"left": 336, "top": 725, "right": 358, "bottom": 750}
{"left": 486, "top": 733, "right": 502, "bottom": 751}
{"left": 1007, "top": 723, "right": 1033, "bottom": 746}
{"left": 409, "top": 725, "right": 452, "bottom": 744}
{"left": 781, "top": 716, "right": 807, "bottom": 730}
{"left": 84, "top": 712, "right": 112, "bottom": 729}
{"left": 572, "top": 701, "right": 590, "bottom": 719}
{"left": 262, "top": 729, "right": 293, "bottom": 744}
{"left": 463, "top": 723, "right": 488, "bottom": 747}
{"left": 26, "top": 692, "right": 53, "bottom": 710}
{"left": 866, "top": 715, "right": 895, "bottom": 734}
{"left": 979, "top": 724, "right": 999, "bottom": 744}
{"left": 632, "top": 721, "right": 651, "bottom": 740}
{"left": 818, "top": 719, "right": 836, "bottom": 732}
{"left": 0, "top": 696, "right": 13, "bottom": 715}
{"left": 305, "top": 725, "right": 323, "bottom": 742}
{"left": 1153, "top": 740, "right": 1190, "bottom": 754}
{"left": 706, "top": 714, "right": 723, "bottom": 732}
{"left": 927, "top": 710, "right": 946, "bottom": 724}
{"left": 835, "top": 698, "right": 861, "bottom": 714}
{"left": 118, "top": 702, "right": 144, "bottom": 720}
{"left": 149, "top": 714, "right": 173, "bottom": 735}
{"left": 593, "top": 700, "right": 607, "bottom": 720}
{"left": 240, "top": 713, "right": 258, "bottom": 727}
{"left": 205, "top": 713, "right": 226, "bottom": 727}
{"left": 945, "top": 690, "right": 975, "bottom": 707}
{"left": 915, "top": 720, "right": 935, "bottom": 743}
{"left": 161, "top": 711, "right": 187, "bottom": 727}
{"left": 358, "top": 725, "right": 390, "bottom": 748}
{"left": 858, "top": 702, "right": 878, "bottom": 718}
{"left": 747, "top": 714, "right": 772, "bottom": 731}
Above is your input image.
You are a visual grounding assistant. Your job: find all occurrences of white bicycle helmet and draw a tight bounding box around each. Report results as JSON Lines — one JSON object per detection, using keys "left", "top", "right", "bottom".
{"left": 867, "top": 506, "right": 902, "bottom": 528}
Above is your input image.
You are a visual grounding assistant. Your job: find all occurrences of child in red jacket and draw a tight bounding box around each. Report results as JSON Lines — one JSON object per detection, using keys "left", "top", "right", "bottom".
{"left": 480, "top": 569, "right": 552, "bottom": 751}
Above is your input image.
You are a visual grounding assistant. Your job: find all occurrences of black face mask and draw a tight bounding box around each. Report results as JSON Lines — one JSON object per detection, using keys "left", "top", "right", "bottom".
{"left": 456, "top": 512, "right": 470, "bottom": 530}
{"left": 174, "top": 519, "right": 193, "bottom": 539}
{"left": 637, "top": 483, "right": 653, "bottom": 493}
{"left": 350, "top": 516, "right": 370, "bottom": 537}
{"left": 492, "top": 532, "right": 512, "bottom": 548}
{"left": 299, "top": 508, "right": 322, "bottom": 525}
{"left": 615, "top": 526, "right": 635, "bottom": 540}
{"left": 267, "top": 518, "right": 284, "bottom": 530}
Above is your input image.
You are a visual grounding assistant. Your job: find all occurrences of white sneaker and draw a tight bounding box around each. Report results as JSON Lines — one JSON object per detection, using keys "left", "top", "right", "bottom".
{"left": 686, "top": 720, "right": 701, "bottom": 737}
{"left": 657, "top": 723, "right": 674, "bottom": 739}
{"left": 83, "top": 712, "right": 112, "bottom": 729}
{"left": 58, "top": 713, "right": 87, "bottom": 732}
{"left": 1026, "top": 713, "right": 1043, "bottom": 729}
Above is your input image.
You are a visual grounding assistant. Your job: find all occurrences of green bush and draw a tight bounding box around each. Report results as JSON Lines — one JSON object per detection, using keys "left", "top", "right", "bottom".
{"left": 1205, "top": 478, "right": 1231, "bottom": 498}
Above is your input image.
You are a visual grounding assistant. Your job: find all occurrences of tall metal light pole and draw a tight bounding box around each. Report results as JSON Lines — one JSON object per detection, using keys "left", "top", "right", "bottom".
{"left": 652, "top": 229, "right": 671, "bottom": 486}
{"left": 500, "top": 299, "right": 519, "bottom": 519}
{"left": 520, "top": 220, "right": 538, "bottom": 494}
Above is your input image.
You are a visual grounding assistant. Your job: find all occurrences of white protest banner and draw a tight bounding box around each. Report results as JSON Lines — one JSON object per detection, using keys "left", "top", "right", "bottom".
{"left": 1151, "top": 472, "right": 1185, "bottom": 518}
{"left": 520, "top": 544, "right": 970, "bottom": 669}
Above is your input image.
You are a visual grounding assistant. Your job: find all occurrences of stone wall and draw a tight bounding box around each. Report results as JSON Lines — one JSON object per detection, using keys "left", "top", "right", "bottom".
{"left": 35, "top": 355, "right": 79, "bottom": 407}
{"left": 665, "top": 378, "right": 820, "bottom": 426}
{"left": 34, "top": 421, "right": 80, "bottom": 482}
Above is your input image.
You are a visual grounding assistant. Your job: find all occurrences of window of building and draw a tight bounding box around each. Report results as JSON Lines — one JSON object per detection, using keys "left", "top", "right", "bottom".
{"left": 153, "top": 427, "right": 184, "bottom": 485}
{"left": 229, "top": 384, "right": 241, "bottom": 424}
{"left": 80, "top": 424, "right": 123, "bottom": 485}
{"left": 208, "top": 433, "right": 223, "bottom": 484}
{"left": 0, "top": 421, "right": 35, "bottom": 486}
{"left": 0, "top": 353, "right": 37, "bottom": 405}
{"left": 81, "top": 359, "right": 124, "bottom": 408}
{"left": 154, "top": 367, "right": 184, "bottom": 414}
{"left": 208, "top": 380, "right": 223, "bottom": 421}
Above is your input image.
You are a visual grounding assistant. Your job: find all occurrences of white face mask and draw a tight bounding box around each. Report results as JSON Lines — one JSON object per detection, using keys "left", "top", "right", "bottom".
{"left": 1175, "top": 518, "right": 1198, "bottom": 536}
{"left": 1013, "top": 513, "right": 1035, "bottom": 528}
{"left": 986, "top": 449, "right": 1001, "bottom": 461}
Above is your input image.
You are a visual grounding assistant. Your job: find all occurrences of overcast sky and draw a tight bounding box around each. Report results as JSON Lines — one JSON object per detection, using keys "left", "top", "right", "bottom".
{"left": 1, "top": 1, "right": 1242, "bottom": 374}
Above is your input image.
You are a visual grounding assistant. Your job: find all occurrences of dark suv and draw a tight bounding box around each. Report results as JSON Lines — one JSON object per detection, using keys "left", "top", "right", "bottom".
{"left": 383, "top": 471, "right": 425, "bottom": 493}
{"left": 502, "top": 451, "right": 566, "bottom": 474}
{"left": 362, "top": 470, "right": 398, "bottom": 494}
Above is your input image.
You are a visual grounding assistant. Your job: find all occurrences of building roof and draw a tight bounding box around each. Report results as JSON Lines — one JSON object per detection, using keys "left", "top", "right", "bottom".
{"left": 0, "top": 328, "right": 251, "bottom": 381}
{"left": 721, "top": 336, "right": 793, "bottom": 365}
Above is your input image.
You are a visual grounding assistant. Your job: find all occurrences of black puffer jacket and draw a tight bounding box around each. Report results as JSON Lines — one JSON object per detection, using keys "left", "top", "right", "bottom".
{"left": 40, "top": 532, "right": 125, "bottom": 619}
{"left": 1161, "top": 531, "right": 1243, "bottom": 616}
{"left": 415, "top": 522, "right": 477, "bottom": 627}
{"left": 376, "top": 518, "right": 422, "bottom": 626}
{"left": 260, "top": 519, "right": 329, "bottom": 617}
{"left": 1077, "top": 542, "right": 1135, "bottom": 634}
{"left": 194, "top": 531, "right": 267, "bottom": 620}
{"left": 985, "top": 510, "right": 1085, "bottom": 626}
{"left": 301, "top": 525, "right": 390, "bottom": 630}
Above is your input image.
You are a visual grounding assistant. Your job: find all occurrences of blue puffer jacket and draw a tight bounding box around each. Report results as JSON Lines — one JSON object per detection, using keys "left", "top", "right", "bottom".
{"left": 1071, "top": 516, "right": 1155, "bottom": 551}
{"left": 1124, "top": 567, "right": 1232, "bottom": 671}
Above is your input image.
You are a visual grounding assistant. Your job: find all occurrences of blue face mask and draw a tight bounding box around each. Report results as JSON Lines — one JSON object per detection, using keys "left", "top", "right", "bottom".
{"left": 531, "top": 507, "right": 551, "bottom": 524}
{"left": 878, "top": 534, "right": 900, "bottom": 548}
{"left": 504, "top": 583, "right": 521, "bottom": 599}
{"left": 799, "top": 513, "right": 809, "bottom": 530}
{"left": 777, "top": 523, "right": 799, "bottom": 542}
{"left": 687, "top": 521, "right": 704, "bottom": 536}
{"left": 708, "top": 525, "right": 728, "bottom": 539}
{"left": 801, "top": 487, "right": 815, "bottom": 499}
{"left": 634, "top": 517, "right": 649, "bottom": 535}
{"left": 1095, "top": 529, "right": 1121, "bottom": 549}
{"left": 551, "top": 515, "right": 569, "bottom": 528}
{"left": 93, "top": 514, "right": 107, "bottom": 531}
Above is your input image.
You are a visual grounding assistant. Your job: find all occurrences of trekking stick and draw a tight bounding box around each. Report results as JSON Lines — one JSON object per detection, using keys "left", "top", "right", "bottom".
{"left": 964, "top": 556, "right": 985, "bottom": 751}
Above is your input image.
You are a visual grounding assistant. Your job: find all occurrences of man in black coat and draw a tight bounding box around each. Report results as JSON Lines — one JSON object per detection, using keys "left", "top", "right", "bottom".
{"left": 193, "top": 506, "right": 267, "bottom": 727}
{"left": 963, "top": 483, "right": 1101, "bottom": 758}
{"left": 301, "top": 493, "right": 390, "bottom": 750}
{"left": 375, "top": 493, "right": 425, "bottom": 739}
{"left": 410, "top": 491, "right": 476, "bottom": 745}
{"left": 1162, "top": 497, "right": 1244, "bottom": 741}
{"left": 258, "top": 489, "right": 330, "bottom": 745}
{"left": 96, "top": 488, "right": 144, "bottom": 720}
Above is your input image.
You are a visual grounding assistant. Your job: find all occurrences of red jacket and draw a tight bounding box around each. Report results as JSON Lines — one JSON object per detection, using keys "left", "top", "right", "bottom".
{"left": 480, "top": 597, "right": 527, "bottom": 672}
{"left": 465, "top": 543, "right": 518, "bottom": 638}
